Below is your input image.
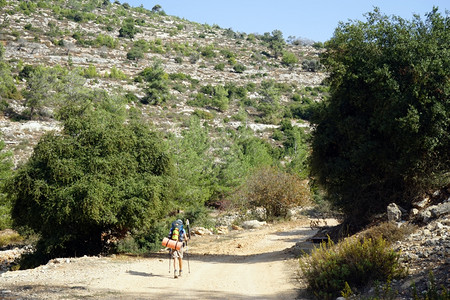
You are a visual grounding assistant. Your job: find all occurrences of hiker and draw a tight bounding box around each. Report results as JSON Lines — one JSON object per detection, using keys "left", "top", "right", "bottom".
{"left": 168, "top": 219, "right": 189, "bottom": 278}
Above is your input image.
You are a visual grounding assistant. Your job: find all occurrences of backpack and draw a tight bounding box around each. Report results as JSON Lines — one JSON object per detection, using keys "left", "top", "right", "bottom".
{"left": 170, "top": 219, "right": 184, "bottom": 242}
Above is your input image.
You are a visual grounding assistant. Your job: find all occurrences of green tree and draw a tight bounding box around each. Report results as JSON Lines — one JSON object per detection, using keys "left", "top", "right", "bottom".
{"left": 119, "top": 19, "right": 138, "bottom": 39}
{"left": 0, "top": 136, "right": 12, "bottom": 229}
{"left": 170, "top": 117, "right": 217, "bottom": 207}
{"left": 310, "top": 8, "right": 450, "bottom": 226}
{"left": 281, "top": 51, "right": 299, "bottom": 67}
{"left": 140, "top": 61, "right": 170, "bottom": 105}
{"left": 0, "top": 45, "right": 20, "bottom": 101}
{"left": 6, "top": 106, "right": 174, "bottom": 258}
{"left": 218, "top": 127, "right": 277, "bottom": 193}
{"left": 23, "top": 66, "right": 59, "bottom": 119}
{"left": 262, "top": 30, "right": 286, "bottom": 58}
{"left": 152, "top": 4, "right": 162, "bottom": 13}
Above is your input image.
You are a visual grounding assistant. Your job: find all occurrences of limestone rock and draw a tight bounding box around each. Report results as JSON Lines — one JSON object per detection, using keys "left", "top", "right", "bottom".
{"left": 387, "top": 203, "right": 402, "bottom": 222}
{"left": 242, "top": 220, "right": 267, "bottom": 229}
{"left": 191, "top": 227, "right": 213, "bottom": 236}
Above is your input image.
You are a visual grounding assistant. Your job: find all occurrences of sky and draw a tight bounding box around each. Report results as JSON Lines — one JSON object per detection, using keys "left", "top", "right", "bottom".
{"left": 122, "top": 0, "right": 448, "bottom": 42}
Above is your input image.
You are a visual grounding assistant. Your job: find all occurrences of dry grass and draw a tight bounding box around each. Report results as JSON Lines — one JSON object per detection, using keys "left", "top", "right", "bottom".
{"left": 0, "top": 229, "right": 24, "bottom": 248}
{"left": 359, "top": 221, "right": 417, "bottom": 245}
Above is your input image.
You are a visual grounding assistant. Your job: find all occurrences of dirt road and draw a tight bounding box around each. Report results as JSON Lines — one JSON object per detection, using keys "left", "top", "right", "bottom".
{"left": 1, "top": 219, "right": 336, "bottom": 299}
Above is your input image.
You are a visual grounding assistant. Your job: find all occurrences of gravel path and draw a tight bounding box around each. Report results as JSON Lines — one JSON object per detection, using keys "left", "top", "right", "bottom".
{"left": 1, "top": 219, "right": 338, "bottom": 299}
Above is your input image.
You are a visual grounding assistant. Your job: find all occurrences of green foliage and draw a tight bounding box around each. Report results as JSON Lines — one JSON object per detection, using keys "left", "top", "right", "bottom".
{"left": 127, "top": 47, "right": 144, "bottom": 60}
{"left": 302, "top": 59, "right": 321, "bottom": 72}
{"left": 116, "top": 220, "right": 168, "bottom": 254}
{"left": 300, "top": 237, "right": 405, "bottom": 299}
{"left": 94, "top": 33, "right": 118, "bottom": 48}
{"left": 83, "top": 64, "right": 99, "bottom": 78}
{"left": 233, "top": 63, "right": 246, "bottom": 74}
{"left": 200, "top": 45, "right": 216, "bottom": 58}
{"left": 261, "top": 30, "right": 286, "bottom": 58}
{"left": 193, "top": 109, "right": 214, "bottom": 120}
{"left": 0, "top": 136, "right": 13, "bottom": 230}
{"left": 169, "top": 117, "right": 217, "bottom": 207}
{"left": 107, "top": 66, "right": 127, "bottom": 80}
{"left": 139, "top": 61, "right": 170, "bottom": 105}
{"left": 214, "top": 63, "right": 225, "bottom": 71}
{"left": 281, "top": 51, "right": 298, "bottom": 67}
{"left": 411, "top": 272, "right": 449, "bottom": 300}
{"left": 0, "top": 46, "right": 21, "bottom": 101}
{"left": 119, "top": 19, "right": 139, "bottom": 38}
{"left": 310, "top": 8, "right": 450, "bottom": 225}
{"left": 218, "top": 127, "right": 278, "bottom": 195}
{"left": 6, "top": 106, "right": 174, "bottom": 258}
{"left": 23, "top": 66, "right": 59, "bottom": 119}
{"left": 234, "top": 166, "right": 310, "bottom": 219}
{"left": 188, "top": 84, "right": 230, "bottom": 112}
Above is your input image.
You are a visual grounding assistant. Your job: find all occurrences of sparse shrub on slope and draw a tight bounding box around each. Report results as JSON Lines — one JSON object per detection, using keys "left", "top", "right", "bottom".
{"left": 300, "top": 237, "right": 405, "bottom": 299}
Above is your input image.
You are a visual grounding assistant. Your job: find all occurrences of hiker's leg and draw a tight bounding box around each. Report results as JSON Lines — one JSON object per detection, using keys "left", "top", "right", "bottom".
{"left": 179, "top": 258, "right": 183, "bottom": 272}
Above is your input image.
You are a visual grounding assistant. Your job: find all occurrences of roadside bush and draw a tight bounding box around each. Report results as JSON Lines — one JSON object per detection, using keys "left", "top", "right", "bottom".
{"left": 116, "top": 220, "right": 168, "bottom": 254}
{"left": 237, "top": 166, "right": 310, "bottom": 219}
{"left": 300, "top": 237, "right": 405, "bottom": 299}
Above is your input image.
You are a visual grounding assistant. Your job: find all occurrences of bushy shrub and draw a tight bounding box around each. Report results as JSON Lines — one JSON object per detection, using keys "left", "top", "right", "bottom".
{"left": 300, "top": 237, "right": 405, "bottom": 299}
{"left": 281, "top": 51, "right": 298, "bottom": 67}
{"left": 237, "top": 166, "right": 310, "bottom": 219}
{"left": 233, "top": 64, "right": 246, "bottom": 73}
{"left": 214, "top": 63, "right": 225, "bottom": 71}
{"left": 119, "top": 21, "right": 138, "bottom": 38}
{"left": 127, "top": 47, "right": 144, "bottom": 60}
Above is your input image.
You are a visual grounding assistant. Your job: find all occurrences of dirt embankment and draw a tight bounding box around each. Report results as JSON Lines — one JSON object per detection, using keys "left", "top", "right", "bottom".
{"left": 1, "top": 219, "right": 337, "bottom": 299}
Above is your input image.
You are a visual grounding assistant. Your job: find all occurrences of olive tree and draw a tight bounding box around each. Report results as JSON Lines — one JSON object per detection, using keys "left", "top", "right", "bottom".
{"left": 310, "top": 8, "right": 450, "bottom": 226}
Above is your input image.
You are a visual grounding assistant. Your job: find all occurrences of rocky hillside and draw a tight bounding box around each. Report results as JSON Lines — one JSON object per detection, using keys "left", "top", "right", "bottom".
{"left": 0, "top": 0, "right": 326, "bottom": 166}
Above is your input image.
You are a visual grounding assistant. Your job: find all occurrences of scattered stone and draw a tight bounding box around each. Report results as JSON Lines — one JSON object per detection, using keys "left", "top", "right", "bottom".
{"left": 231, "top": 224, "right": 244, "bottom": 231}
{"left": 242, "top": 220, "right": 267, "bottom": 229}
{"left": 216, "top": 226, "right": 228, "bottom": 235}
{"left": 191, "top": 227, "right": 213, "bottom": 236}
{"left": 387, "top": 203, "right": 402, "bottom": 222}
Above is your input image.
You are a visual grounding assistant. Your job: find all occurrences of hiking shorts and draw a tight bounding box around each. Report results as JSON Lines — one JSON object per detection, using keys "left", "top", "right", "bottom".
{"left": 170, "top": 246, "right": 184, "bottom": 259}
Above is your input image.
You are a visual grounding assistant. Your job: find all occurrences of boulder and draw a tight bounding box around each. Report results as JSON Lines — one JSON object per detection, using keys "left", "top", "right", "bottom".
{"left": 387, "top": 203, "right": 402, "bottom": 222}
{"left": 418, "top": 202, "right": 450, "bottom": 223}
{"left": 191, "top": 227, "right": 213, "bottom": 236}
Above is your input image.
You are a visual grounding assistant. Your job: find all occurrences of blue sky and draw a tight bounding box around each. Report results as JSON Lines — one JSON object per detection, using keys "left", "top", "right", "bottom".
{"left": 123, "top": 1, "right": 449, "bottom": 42}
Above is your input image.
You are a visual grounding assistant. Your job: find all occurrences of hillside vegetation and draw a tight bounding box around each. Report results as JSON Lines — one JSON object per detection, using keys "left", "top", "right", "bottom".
{"left": 0, "top": 1, "right": 449, "bottom": 298}
{"left": 0, "top": 0, "right": 323, "bottom": 259}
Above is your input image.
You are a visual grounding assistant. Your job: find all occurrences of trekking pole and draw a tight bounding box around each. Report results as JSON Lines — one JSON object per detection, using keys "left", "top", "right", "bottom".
{"left": 168, "top": 250, "right": 171, "bottom": 273}
{"left": 186, "top": 219, "right": 191, "bottom": 273}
